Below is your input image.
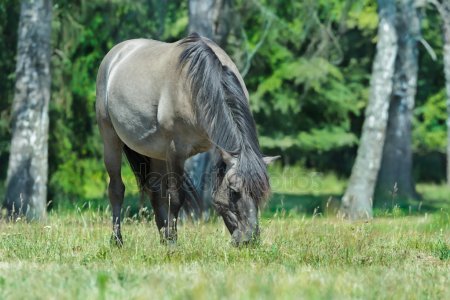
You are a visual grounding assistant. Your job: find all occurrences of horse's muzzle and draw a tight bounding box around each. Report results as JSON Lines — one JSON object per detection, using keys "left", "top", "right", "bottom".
{"left": 214, "top": 197, "right": 260, "bottom": 246}
{"left": 231, "top": 204, "right": 260, "bottom": 246}
{"left": 231, "top": 225, "right": 260, "bottom": 246}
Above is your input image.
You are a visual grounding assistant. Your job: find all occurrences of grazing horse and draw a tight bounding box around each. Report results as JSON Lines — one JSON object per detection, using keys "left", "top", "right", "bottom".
{"left": 96, "top": 33, "right": 278, "bottom": 246}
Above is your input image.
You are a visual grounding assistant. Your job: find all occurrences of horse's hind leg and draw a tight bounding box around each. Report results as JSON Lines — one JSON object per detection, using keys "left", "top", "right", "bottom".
{"left": 100, "top": 123, "right": 125, "bottom": 246}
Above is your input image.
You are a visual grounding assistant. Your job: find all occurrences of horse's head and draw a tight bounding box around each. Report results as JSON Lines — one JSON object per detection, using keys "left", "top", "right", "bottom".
{"left": 214, "top": 150, "right": 279, "bottom": 246}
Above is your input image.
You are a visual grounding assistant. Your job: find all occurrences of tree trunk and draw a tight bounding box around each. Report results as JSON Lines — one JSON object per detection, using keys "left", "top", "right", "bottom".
{"left": 376, "top": 0, "right": 420, "bottom": 202}
{"left": 185, "top": 0, "right": 231, "bottom": 217}
{"left": 4, "top": 0, "right": 52, "bottom": 221}
{"left": 188, "top": 0, "right": 231, "bottom": 46}
{"left": 341, "top": 0, "right": 398, "bottom": 219}
{"left": 184, "top": 151, "right": 213, "bottom": 214}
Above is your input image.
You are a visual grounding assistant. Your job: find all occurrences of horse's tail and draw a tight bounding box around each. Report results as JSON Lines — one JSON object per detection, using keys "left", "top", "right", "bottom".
{"left": 122, "top": 145, "right": 203, "bottom": 218}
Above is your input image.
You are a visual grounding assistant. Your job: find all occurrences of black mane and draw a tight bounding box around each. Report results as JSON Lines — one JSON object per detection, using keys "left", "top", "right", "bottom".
{"left": 178, "top": 33, "right": 270, "bottom": 206}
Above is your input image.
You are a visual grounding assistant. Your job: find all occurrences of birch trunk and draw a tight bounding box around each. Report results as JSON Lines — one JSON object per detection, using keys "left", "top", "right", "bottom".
{"left": 5, "top": 0, "right": 52, "bottom": 221}
{"left": 341, "top": 0, "right": 398, "bottom": 219}
{"left": 188, "top": 0, "right": 231, "bottom": 46}
{"left": 377, "top": 0, "right": 420, "bottom": 202}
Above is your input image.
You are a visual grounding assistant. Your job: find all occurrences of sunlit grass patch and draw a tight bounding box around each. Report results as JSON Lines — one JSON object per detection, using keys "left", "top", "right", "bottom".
{"left": 0, "top": 211, "right": 448, "bottom": 299}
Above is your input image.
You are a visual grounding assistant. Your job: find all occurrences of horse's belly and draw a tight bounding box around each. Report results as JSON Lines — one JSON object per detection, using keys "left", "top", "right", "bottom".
{"left": 119, "top": 128, "right": 169, "bottom": 160}
{"left": 109, "top": 105, "right": 170, "bottom": 160}
{"left": 109, "top": 105, "right": 210, "bottom": 160}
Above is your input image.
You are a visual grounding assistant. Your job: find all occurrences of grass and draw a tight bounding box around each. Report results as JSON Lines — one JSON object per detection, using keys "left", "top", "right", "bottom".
{"left": 0, "top": 209, "right": 448, "bottom": 299}
{"left": 1, "top": 166, "right": 449, "bottom": 299}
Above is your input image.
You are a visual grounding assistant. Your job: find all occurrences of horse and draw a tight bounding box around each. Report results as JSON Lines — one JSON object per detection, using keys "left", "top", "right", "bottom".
{"left": 96, "top": 33, "right": 279, "bottom": 246}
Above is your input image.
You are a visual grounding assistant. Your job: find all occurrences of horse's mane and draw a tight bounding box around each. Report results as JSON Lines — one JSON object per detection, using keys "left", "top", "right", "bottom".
{"left": 178, "top": 33, "right": 270, "bottom": 206}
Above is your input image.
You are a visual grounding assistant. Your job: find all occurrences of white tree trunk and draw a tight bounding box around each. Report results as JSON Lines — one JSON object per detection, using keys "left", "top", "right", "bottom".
{"left": 341, "top": 0, "right": 398, "bottom": 219}
{"left": 377, "top": 0, "right": 420, "bottom": 201}
{"left": 5, "top": 0, "right": 52, "bottom": 221}
{"left": 188, "top": 0, "right": 231, "bottom": 46}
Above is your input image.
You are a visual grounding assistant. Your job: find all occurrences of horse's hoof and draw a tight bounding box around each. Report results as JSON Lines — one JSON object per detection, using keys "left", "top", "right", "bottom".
{"left": 159, "top": 227, "right": 177, "bottom": 247}
{"left": 110, "top": 233, "right": 123, "bottom": 248}
{"left": 160, "top": 235, "right": 177, "bottom": 252}
{"left": 160, "top": 237, "right": 177, "bottom": 246}
{"left": 166, "top": 239, "right": 177, "bottom": 253}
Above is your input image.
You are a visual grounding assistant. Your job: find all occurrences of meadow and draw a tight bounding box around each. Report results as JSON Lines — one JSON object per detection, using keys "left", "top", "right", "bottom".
{"left": 0, "top": 166, "right": 449, "bottom": 300}
{"left": 0, "top": 210, "right": 448, "bottom": 299}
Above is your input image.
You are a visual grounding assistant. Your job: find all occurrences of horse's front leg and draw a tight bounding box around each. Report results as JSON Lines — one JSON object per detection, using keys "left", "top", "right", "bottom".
{"left": 153, "top": 151, "right": 185, "bottom": 245}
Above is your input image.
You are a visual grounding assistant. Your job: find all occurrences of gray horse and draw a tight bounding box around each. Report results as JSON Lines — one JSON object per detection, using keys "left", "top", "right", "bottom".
{"left": 96, "top": 33, "right": 278, "bottom": 246}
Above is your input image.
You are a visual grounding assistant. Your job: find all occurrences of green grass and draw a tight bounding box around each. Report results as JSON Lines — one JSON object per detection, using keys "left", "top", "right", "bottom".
{"left": 1, "top": 167, "right": 449, "bottom": 299}
{"left": 0, "top": 209, "right": 448, "bottom": 299}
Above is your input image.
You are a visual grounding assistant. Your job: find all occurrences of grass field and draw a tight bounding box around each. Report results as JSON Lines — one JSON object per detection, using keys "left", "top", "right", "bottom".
{"left": 0, "top": 166, "right": 449, "bottom": 299}
{"left": 0, "top": 208, "right": 448, "bottom": 299}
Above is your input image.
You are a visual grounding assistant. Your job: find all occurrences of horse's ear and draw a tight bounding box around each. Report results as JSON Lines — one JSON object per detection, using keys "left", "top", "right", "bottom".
{"left": 263, "top": 155, "right": 280, "bottom": 165}
{"left": 219, "top": 148, "right": 237, "bottom": 167}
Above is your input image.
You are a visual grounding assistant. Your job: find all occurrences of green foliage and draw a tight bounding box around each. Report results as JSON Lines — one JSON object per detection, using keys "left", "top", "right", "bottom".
{"left": 234, "top": 0, "right": 374, "bottom": 160}
{"left": 260, "top": 126, "right": 358, "bottom": 151}
{"left": 1, "top": 0, "right": 450, "bottom": 204}
{"left": 414, "top": 5, "right": 447, "bottom": 156}
{"left": 49, "top": 157, "right": 106, "bottom": 201}
{"left": 346, "top": 0, "right": 379, "bottom": 34}
{"left": 414, "top": 89, "right": 447, "bottom": 152}
{"left": 0, "top": 0, "right": 19, "bottom": 179}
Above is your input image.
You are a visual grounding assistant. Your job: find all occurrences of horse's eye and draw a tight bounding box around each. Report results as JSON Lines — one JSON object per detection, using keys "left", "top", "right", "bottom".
{"left": 228, "top": 188, "right": 240, "bottom": 201}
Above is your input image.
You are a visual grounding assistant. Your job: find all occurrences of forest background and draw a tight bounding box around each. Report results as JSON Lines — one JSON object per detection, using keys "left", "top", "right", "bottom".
{"left": 0, "top": 0, "right": 449, "bottom": 214}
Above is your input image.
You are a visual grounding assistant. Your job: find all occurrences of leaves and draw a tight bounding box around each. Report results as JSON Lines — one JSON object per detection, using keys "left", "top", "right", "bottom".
{"left": 0, "top": 0, "right": 449, "bottom": 199}
{"left": 414, "top": 89, "right": 447, "bottom": 152}
{"left": 260, "top": 127, "right": 358, "bottom": 152}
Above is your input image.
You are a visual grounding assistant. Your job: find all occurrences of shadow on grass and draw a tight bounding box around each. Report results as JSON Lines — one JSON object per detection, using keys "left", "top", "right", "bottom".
{"left": 53, "top": 193, "right": 152, "bottom": 219}
{"left": 262, "top": 193, "right": 341, "bottom": 218}
{"left": 44, "top": 185, "right": 450, "bottom": 218}
{"left": 56, "top": 193, "right": 341, "bottom": 220}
